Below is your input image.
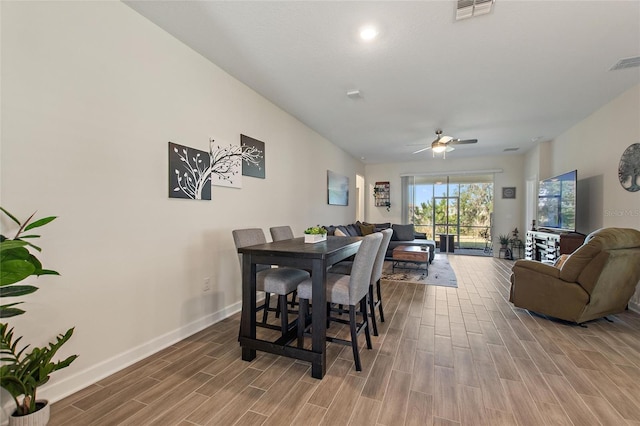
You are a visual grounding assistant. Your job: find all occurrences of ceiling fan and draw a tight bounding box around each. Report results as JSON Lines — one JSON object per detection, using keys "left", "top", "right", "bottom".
{"left": 412, "top": 129, "right": 478, "bottom": 158}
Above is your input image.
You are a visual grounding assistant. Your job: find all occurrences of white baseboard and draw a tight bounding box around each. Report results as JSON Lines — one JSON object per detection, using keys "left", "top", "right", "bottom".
{"left": 629, "top": 301, "right": 639, "bottom": 314}
{"left": 37, "top": 301, "right": 243, "bottom": 404}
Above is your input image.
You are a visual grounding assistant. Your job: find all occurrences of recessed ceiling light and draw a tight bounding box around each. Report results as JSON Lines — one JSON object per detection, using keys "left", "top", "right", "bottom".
{"left": 359, "top": 26, "right": 378, "bottom": 41}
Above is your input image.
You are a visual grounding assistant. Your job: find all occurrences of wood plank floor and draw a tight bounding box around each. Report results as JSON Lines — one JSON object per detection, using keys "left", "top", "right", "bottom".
{"left": 49, "top": 256, "right": 640, "bottom": 425}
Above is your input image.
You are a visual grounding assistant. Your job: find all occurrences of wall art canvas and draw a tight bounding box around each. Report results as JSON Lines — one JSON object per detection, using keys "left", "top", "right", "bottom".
{"left": 210, "top": 138, "right": 242, "bottom": 188}
{"left": 327, "top": 170, "right": 349, "bottom": 206}
{"left": 619, "top": 143, "right": 640, "bottom": 192}
{"left": 502, "top": 187, "right": 516, "bottom": 199}
{"left": 168, "top": 142, "right": 211, "bottom": 200}
{"left": 241, "top": 134, "right": 265, "bottom": 178}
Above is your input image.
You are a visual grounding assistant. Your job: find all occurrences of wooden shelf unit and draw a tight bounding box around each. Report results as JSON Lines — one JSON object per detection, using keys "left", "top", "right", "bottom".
{"left": 374, "top": 181, "right": 390, "bottom": 208}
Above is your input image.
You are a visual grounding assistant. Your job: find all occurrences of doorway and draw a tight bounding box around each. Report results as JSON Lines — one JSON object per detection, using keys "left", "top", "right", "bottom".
{"left": 356, "top": 174, "right": 365, "bottom": 221}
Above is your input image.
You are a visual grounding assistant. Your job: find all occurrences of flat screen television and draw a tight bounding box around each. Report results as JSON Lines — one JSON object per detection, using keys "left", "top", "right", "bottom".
{"left": 537, "top": 170, "right": 577, "bottom": 232}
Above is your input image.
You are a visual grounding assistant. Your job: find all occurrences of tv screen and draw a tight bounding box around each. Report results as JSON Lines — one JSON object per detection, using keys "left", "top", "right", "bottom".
{"left": 537, "top": 170, "right": 577, "bottom": 232}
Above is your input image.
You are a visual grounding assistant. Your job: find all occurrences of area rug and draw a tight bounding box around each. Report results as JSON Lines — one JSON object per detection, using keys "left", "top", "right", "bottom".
{"left": 381, "top": 254, "right": 458, "bottom": 287}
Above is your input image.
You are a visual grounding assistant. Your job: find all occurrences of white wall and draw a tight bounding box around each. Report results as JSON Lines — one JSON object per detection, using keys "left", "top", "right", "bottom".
{"left": 524, "top": 84, "right": 640, "bottom": 309}
{"left": 0, "top": 0, "right": 363, "bottom": 408}
{"left": 364, "top": 154, "right": 525, "bottom": 252}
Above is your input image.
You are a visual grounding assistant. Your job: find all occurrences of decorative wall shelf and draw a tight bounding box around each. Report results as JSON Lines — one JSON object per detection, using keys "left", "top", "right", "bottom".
{"left": 374, "top": 181, "right": 391, "bottom": 210}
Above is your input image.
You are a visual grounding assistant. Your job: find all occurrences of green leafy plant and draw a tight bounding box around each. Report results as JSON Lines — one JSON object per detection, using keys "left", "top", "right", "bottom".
{"left": 304, "top": 226, "right": 327, "bottom": 235}
{"left": 0, "top": 207, "right": 59, "bottom": 318}
{"left": 0, "top": 323, "right": 77, "bottom": 416}
{"left": 498, "top": 234, "right": 511, "bottom": 246}
{"left": 0, "top": 207, "right": 77, "bottom": 417}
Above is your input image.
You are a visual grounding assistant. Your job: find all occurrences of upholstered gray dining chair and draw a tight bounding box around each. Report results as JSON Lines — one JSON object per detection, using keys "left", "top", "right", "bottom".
{"left": 232, "top": 228, "right": 310, "bottom": 337}
{"left": 329, "top": 228, "right": 393, "bottom": 336}
{"left": 270, "top": 226, "right": 295, "bottom": 242}
{"left": 297, "top": 232, "right": 383, "bottom": 371}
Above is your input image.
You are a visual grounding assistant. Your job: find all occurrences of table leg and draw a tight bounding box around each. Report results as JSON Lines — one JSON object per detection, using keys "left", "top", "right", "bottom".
{"left": 241, "top": 254, "right": 257, "bottom": 362}
{"left": 310, "top": 260, "right": 327, "bottom": 379}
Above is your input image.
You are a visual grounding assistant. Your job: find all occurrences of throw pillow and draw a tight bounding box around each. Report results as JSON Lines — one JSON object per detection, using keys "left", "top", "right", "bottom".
{"left": 345, "top": 224, "right": 360, "bottom": 237}
{"left": 392, "top": 224, "right": 415, "bottom": 241}
{"left": 334, "top": 228, "right": 347, "bottom": 237}
{"left": 359, "top": 223, "right": 375, "bottom": 235}
{"left": 323, "top": 225, "right": 336, "bottom": 236}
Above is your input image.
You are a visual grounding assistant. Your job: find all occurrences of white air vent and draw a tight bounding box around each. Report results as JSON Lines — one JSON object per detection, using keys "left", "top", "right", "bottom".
{"left": 474, "top": 0, "right": 494, "bottom": 16}
{"left": 456, "top": 0, "right": 494, "bottom": 20}
{"left": 610, "top": 56, "right": 640, "bottom": 71}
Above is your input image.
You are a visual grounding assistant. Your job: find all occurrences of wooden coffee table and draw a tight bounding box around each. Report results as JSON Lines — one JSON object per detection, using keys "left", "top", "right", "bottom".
{"left": 392, "top": 245, "right": 429, "bottom": 276}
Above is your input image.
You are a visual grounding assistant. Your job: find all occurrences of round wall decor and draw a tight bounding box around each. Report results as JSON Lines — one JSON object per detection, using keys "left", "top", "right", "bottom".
{"left": 618, "top": 143, "right": 640, "bottom": 192}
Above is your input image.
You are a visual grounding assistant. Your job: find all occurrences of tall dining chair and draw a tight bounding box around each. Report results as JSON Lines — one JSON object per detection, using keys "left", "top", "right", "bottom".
{"left": 270, "top": 226, "right": 298, "bottom": 307}
{"left": 270, "top": 226, "right": 295, "bottom": 242}
{"left": 297, "top": 232, "right": 383, "bottom": 371}
{"left": 232, "top": 228, "right": 310, "bottom": 337}
{"left": 329, "top": 228, "right": 392, "bottom": 336}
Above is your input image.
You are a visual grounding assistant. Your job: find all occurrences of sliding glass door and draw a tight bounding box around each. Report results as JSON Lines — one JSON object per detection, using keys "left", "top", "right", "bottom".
{"left": 402, "top": 174, "right": 494, "bottom": 249}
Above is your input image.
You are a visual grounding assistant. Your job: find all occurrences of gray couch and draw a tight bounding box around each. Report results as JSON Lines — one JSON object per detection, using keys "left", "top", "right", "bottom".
{"left": 323, "top": 222, "right": 435, "bottom": 263}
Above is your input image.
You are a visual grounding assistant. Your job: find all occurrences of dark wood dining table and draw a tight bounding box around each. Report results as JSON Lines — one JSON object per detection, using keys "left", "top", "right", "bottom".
{"left": 238, "top": 235, "right": 362, "bottom": 379}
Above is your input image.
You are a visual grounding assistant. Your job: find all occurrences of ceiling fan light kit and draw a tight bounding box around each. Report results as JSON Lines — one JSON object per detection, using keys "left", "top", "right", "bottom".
{"left": 413, "top": 129, "right": 478, "bottom": 159}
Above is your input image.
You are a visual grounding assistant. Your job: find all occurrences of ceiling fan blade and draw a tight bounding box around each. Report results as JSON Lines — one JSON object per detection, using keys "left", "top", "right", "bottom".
{"left": 449, "top": 138, "right": 478, "bottom": 145}
{"left": 412, "top": 146, "right": 431, "bottom": 154}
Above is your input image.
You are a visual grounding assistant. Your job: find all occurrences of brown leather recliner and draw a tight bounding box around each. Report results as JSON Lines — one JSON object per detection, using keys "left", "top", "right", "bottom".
{"left": 509, "top": 227, "right": 640, "bottom": 323}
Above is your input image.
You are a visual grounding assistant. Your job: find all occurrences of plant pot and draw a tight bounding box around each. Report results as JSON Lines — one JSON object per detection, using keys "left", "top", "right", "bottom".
{"left": 304, "top": 234, "right": 327, "bottom": 243}
{"left": 9, "top": 400, "right": 50, "bottom": 426}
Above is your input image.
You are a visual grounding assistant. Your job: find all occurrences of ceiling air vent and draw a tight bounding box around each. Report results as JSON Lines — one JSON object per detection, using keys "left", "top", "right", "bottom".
{"left": 456, "top": 0, "right": 494, "bottom": 20}
{"left": 503, "top": 147, "right": 519, "bottom": 152}
{"left": 610, "top": 56, "right": 640, "bottom": 71}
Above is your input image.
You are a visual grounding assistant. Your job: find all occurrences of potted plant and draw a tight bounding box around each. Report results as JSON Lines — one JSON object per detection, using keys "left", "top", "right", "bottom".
{"left": 304, "top": 226, "right": 327, "bottom": 243}
{"left": 1, "top": 325, "right": 77, "bottom": 424}
{"left": 498, "top": 234, "right": 511, "bottom": 248}
{"left": 0, "top": 207, "right": 77, "bottom": 425}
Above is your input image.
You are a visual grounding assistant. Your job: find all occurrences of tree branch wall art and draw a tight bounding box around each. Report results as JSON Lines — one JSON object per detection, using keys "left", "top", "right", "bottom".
{"left": 619, "top": 143, "right": 640, "bottom": 192}
{"left": 210, "top": 138, "right": 243, "bottom": 188}
{"left": 168, "top": 142, "right": 211, "bottom": 200}
{"left": 169, "top": 136, "right": 267, "bottom": 199}
{"left": 241, "top": 134, "right": 265, "bottom": 179}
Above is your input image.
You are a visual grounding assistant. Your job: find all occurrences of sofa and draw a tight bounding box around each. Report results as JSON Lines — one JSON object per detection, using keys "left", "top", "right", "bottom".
{"left": 509, "top": 227, "right": 640, "bottom": 324}
{"left": 323, "top": 222, "right": 436, "bottom": 263}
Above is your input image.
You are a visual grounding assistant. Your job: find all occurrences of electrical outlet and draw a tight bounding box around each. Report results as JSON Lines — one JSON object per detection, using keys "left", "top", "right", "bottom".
{"left": 203, "top": 277, "right": 211, "bottom": 292}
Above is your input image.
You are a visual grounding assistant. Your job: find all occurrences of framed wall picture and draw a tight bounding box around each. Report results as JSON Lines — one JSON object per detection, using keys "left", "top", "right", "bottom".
{"left": 210, "top": 139, "right": 242, "bottom": 189}
{"left": 327, "top": 170, "right": 349, "bottom": 206}
{"left": 168, "top": 142, "right": 211, "bottom": 200}
{"left": 502, "top": 187, "right": 516, "bottom": 199}
{"left": 241, "top": 134, "right": 265, "bottom": 179}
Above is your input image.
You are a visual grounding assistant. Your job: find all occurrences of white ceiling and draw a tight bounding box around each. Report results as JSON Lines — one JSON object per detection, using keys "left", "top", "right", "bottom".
{"left": 125, "top": 1, "right": 640, "bottom": 164}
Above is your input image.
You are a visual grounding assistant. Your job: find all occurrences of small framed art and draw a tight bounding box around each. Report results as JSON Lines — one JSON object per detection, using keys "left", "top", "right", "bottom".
{"left": 502, "top": 187, "right": 516, "bottom": 199}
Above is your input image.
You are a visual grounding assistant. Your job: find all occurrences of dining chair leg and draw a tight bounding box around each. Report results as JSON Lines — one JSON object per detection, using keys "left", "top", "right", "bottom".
{"left": 349, "top": 305, "right": 362, "bottom": 371}
{"left": 275, "top": 296, "right": 281, "bottom": 319}
{"left": 279, "top": 294, "right": 289, "bottom": 338}
{"left": 361, "top": 297, "right": 372, "bottom": 350}
{"left": 297, "top": 298, "right": 308, "bottom": 348}
{"left": 290, "top": 290, "right": 297, "bottom": 308}
{"left": 262, "top": 293, "right": 271, "bottom": 324}
{"left": 376, "top": 279, "right": 385, "bottom": 322}
{"left": 368, "top": 285, "right": 379, "bottom": 336}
